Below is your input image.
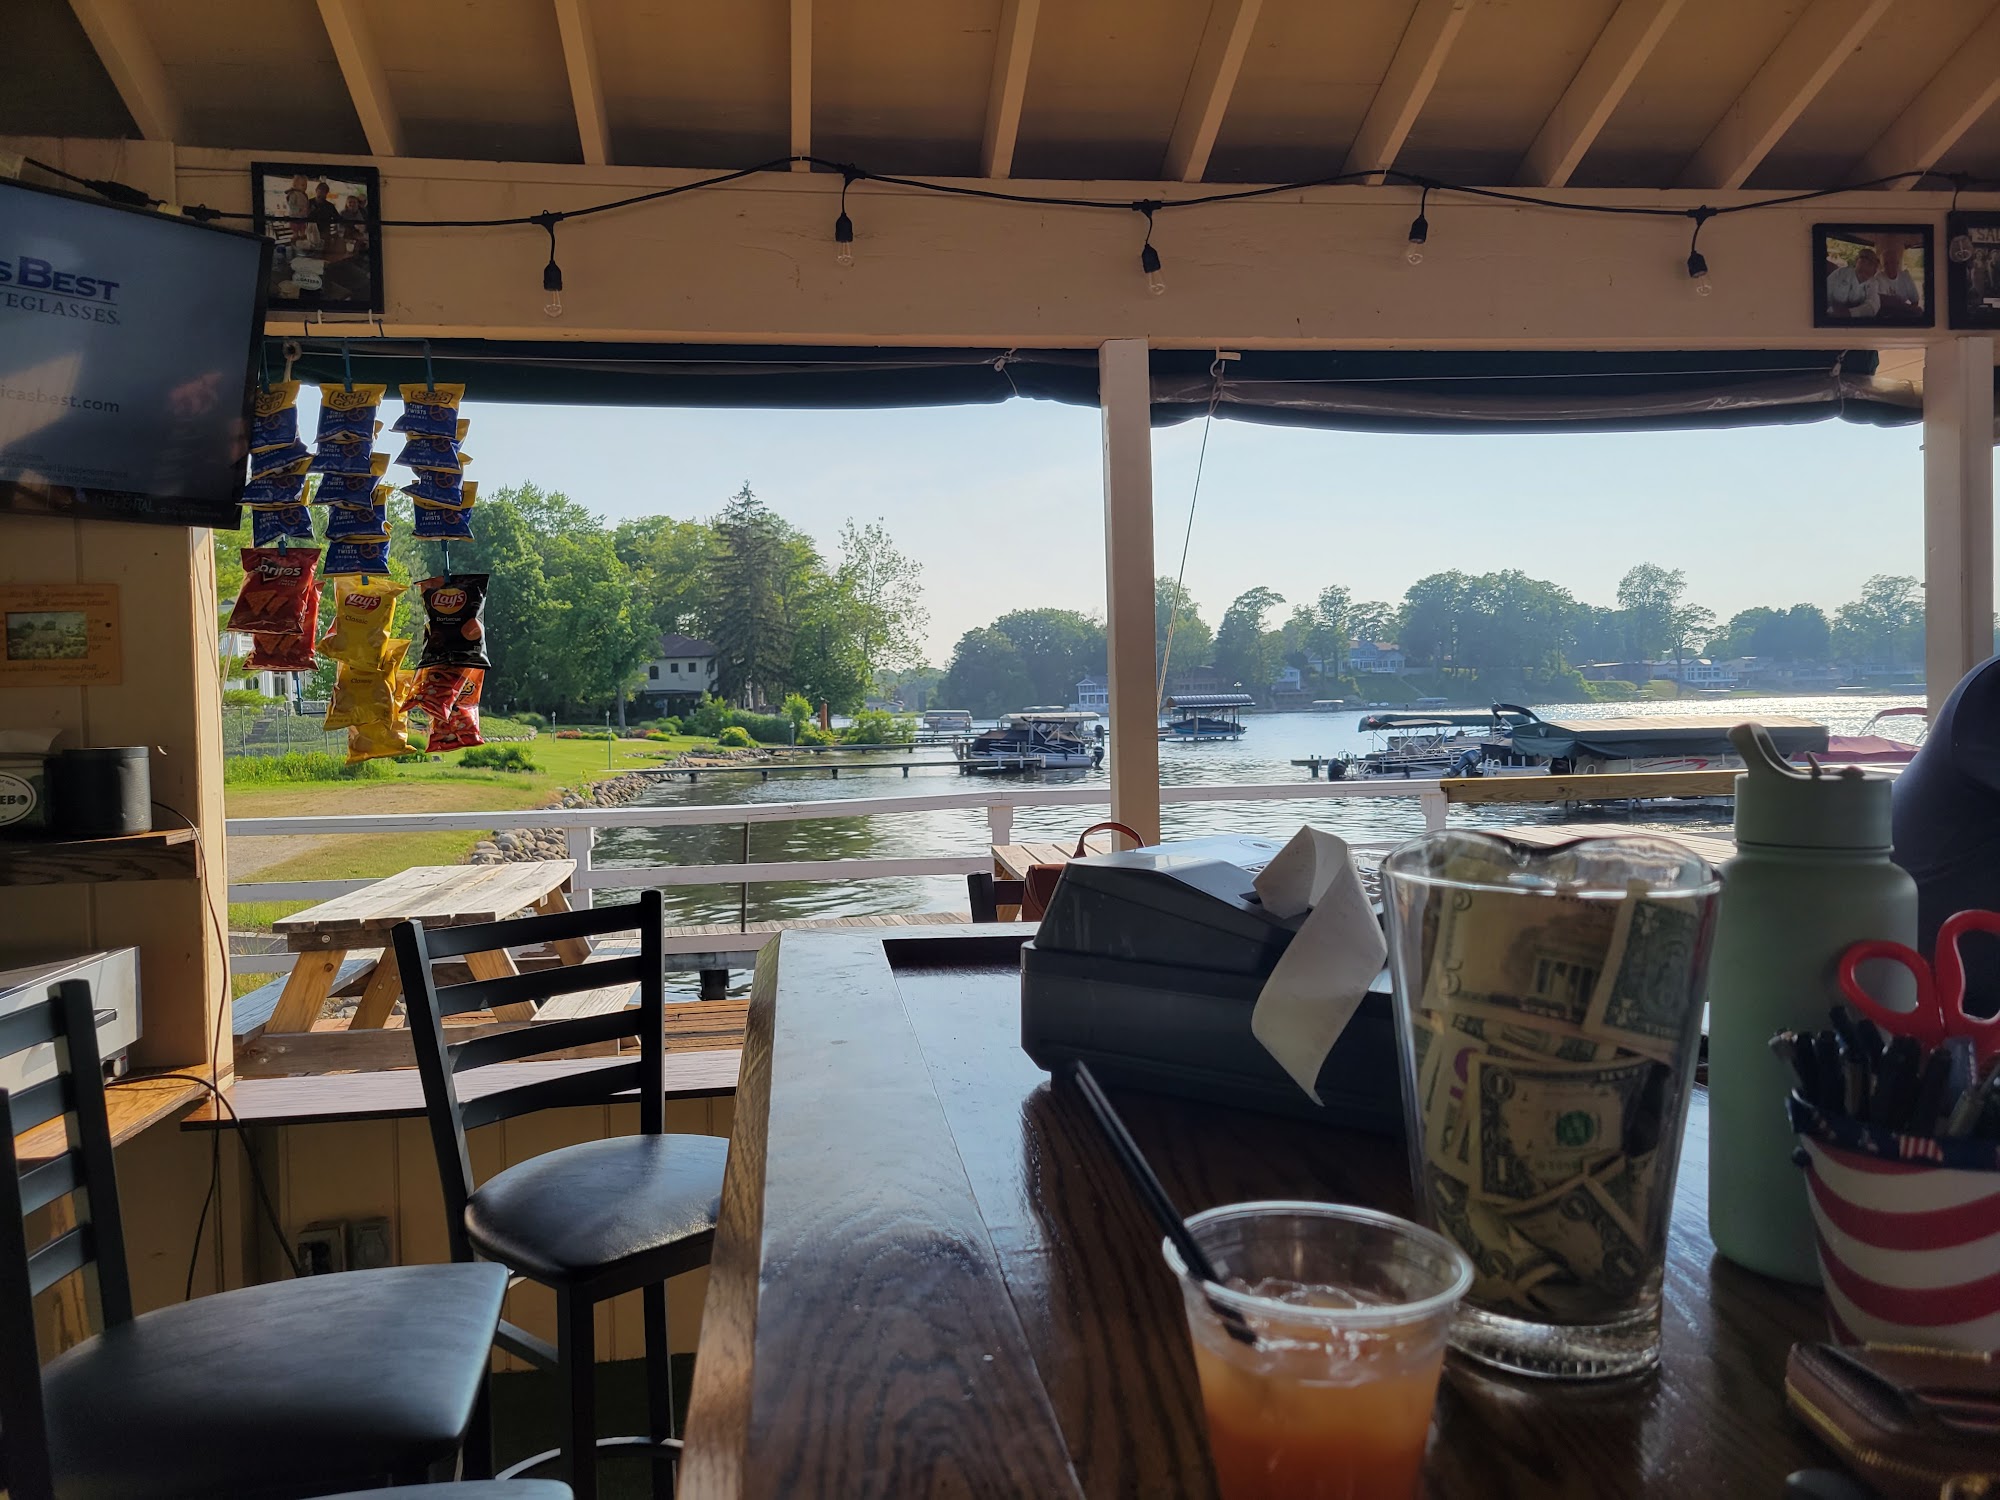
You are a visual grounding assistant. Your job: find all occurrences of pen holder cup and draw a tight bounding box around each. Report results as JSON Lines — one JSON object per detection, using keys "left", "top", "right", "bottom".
{"left": 1790, "top": 1097, "right": 2000, "bottom": 1352}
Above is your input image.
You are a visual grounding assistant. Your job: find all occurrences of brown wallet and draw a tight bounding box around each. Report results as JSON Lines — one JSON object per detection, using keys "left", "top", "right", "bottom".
{"left": 1785, "top": 1341, "right": 2000, "bottom": 1499}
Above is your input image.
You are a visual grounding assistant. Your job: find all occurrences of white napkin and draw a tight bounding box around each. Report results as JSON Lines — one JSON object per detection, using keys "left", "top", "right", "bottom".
{"left": 1250, "top": 826, "right": 1388, "bottom": 1103}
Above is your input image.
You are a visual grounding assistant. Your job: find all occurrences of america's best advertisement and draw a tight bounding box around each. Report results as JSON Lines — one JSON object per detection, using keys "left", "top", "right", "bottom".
{"left": 0, "top": 181, "right": 267, "bottom": 527}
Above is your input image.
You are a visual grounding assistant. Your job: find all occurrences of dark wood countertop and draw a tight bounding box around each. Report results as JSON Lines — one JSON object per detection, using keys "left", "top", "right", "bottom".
{"left": 681, "top": 926, "right": 1831, "bottom": 1499}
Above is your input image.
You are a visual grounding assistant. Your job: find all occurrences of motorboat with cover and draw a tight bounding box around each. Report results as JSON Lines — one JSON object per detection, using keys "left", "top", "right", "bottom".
{"left": 956, "top": 709, "right": 1100, "bottom": 772}
{"left": 1496, "top": 704, "right": 1827, "bottom": 773}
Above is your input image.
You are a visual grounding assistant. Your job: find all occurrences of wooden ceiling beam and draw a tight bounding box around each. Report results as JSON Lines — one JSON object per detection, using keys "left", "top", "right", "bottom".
{"left": 553, "top": 0, "right": 612, "bottom": 166}
{"left": 1163, "top": 0, "right": 1264, "bottom": 183}
{"left": 1678, "top": 0, "right": 1892, "bottom": 189}
{"left": 315, "top": 0, "right": 405, "bottom": 157}
{"left": 1517, "top": 0, "right": 1684, "bottom": 187}
{"left": 1854, "top": 1, "right": 2000, "bottom": 188}
{"left": 65, "top": 0, "right": 183, "bottom": 143}
{"left": 980, "top": 0, "right": 1041, "bottom": 179}
{"left": 790, "top": 0, "right": 812, "bottom": 171}
{"left": 1342, "top": 0, "right": 1474, "bottom": 183}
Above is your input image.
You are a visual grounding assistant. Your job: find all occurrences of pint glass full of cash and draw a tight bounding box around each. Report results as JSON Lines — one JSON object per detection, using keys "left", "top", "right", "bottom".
{"left": 1381, "top": 831, "right": 1720, "bottom": 1379}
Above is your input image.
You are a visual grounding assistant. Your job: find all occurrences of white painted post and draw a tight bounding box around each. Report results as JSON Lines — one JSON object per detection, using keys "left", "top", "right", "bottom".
{"left": 1922, "top": 336, "right": 1996, "bottom": 718}
{"left": 986, "top": 801, "right": 1014, "bottom": 849}
{"left": 1420, "top": 786, "right": 1449, "bottom": 833}
{"left": 1099, "top": 338, "right": 1163, "bottom": 844}
{"left": 566, "top": 824, "right": 594, "bottom": 909}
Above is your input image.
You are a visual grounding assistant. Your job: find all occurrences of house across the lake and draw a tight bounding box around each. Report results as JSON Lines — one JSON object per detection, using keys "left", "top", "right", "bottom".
{"left": 1347, "top": 642, "right": 1407, "bottom": 676}
{"left": 1072, "top": 676, "right": 1110, "bottom": 712}
{"left": 637, "top": 633, "right": 719, "bottom": 711}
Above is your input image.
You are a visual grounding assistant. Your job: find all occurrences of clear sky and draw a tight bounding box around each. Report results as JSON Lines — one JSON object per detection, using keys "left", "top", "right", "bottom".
{"left": 432, "top": 392, "right": 1945, "bottom": 663}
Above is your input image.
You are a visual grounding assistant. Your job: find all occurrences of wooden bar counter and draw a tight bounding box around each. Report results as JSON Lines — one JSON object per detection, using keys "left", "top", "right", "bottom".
{"left": 680, "top": 927, "right": 1831, "bottom": 1499}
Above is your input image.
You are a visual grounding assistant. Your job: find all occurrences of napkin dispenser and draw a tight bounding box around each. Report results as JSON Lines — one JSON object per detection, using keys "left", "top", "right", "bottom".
{"left": 1019, "top": 835, "right": 1403, "bottom": 1131}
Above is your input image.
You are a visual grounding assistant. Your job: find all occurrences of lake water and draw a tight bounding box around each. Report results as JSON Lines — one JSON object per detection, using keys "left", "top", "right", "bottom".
{"left": 595, "top": 694, "right": 1920, "bottom": 942}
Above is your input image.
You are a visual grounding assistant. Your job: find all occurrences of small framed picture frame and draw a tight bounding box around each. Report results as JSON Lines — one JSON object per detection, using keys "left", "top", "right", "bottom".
{"left": 1946, "top": 212, "right": 2000, "bottom": 330}
{"left": 1813, "top": 223, "right": 1934, "bottom": 328}
{"left": 0, "top": 584, "right": 121, "bottom": 688}
{"left": 250, "top": 161, "right": 383, "bottom": 315}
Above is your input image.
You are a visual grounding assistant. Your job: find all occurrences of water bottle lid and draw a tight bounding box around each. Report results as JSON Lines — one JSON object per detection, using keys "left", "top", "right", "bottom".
{"left": 1730, "top": 723, "right": 1896, "bottom": 849}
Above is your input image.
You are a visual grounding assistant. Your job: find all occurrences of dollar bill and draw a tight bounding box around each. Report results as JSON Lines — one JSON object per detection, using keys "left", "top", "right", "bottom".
{"left": 1448, "top": 1010, "right": 1613, "bottom": 1065}
{"left": 1508, "top": 1169, "right": 1652, "bottom": 1314}
{"left": 1426, "top": 1165, "right": 1560, "bottom": 1309}
{"left": 1581, "top": 894, "right": 1703, "bottom": 1062}
{"left": 1601, "top": 1147, "right": 1662, "bottom": 1236}
{"left": 1420, "top": 887, "right": 1621, "bottom": 1031}
{"left": 1469, "top": 1052, "right": 1662, "bottom": 1203}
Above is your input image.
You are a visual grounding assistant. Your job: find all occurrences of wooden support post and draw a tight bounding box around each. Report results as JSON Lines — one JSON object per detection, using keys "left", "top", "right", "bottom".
{"left": 1099, "top": 338, "right": 1162, "bottom": 845}
{"left": 1922, "top": 336, "right": 1996, "bottom": 717}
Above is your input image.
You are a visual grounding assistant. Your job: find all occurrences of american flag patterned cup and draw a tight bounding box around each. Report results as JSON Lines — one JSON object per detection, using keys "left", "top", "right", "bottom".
{"left": 1798, "top": 1134, "right": 2000, "bottom": 1352}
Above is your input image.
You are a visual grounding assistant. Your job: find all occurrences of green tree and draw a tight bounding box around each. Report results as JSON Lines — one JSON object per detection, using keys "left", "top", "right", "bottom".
{"left": 941, "top": 627, "right": 1034, "bottom": 716}
{"left": 1834, "top": 575, "right": 1924, "bottom": 671}
{"left": 1305, "top": 585, "right": 1351, "bottom": 668}
{"left": 1344, "top": 600, "right": 1400, "bottom": 655}
{"left": 615, "top": 513, "right": 716, "bottom": 642}
{"left": 1212, "top": 587, "right": 1285, "bottom": 695}
{"left": 1155, "top": 577, "right": 1213, "bottom": 676}
{"left": 781, "top": 692, "right": 814, "bottom": 736}
{"left": 990, "top": 608, "right": 1106, "bottom": 705}
{"left": 1615, "top": 563, "right": 1686, "bottom": 663}
{"left": 1399, "top": 572, "right": 1472, "bottom": 667}
{"left": 835, "top": 519, "right": 928, "bottom": 679}
{"left": 1714, "top": 603, "right": 1832, "bottom": 663}
{"left": 703, "top": 484, "right": 810, "bottom": 706}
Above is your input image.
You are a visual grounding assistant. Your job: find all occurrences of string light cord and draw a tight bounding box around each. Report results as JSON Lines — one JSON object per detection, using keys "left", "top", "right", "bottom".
{"left": 1157, "top": 355, "right": 1227, "bottom": 713}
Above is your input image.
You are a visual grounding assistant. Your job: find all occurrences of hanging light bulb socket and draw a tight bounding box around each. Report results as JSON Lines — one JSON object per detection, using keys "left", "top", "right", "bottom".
{"left": 1136, "top": 201, "right": 1166, "bottom": 295}
{"left": 1406, "top": 183, "right": 1430, "bottom": 264}
{"left": 1685, "top": 205, "right": 1714, "bottom": 296}
{"left": 534, "top": 210, "right": 565, "bottom": 317}
{"left": 834, "top": 169, "right": 859, "bottom": 267}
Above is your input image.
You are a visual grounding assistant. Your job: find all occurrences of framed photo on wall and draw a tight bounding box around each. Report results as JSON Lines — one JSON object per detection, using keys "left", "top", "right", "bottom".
{"left": 1813, "top": 223, "right": 1934, "bottom": 328}
{"left": 250, "top": 161, "right": 383, "bottom": 315}
{"left": 1946, "top": 212, "right": 2000, "bottom": 330}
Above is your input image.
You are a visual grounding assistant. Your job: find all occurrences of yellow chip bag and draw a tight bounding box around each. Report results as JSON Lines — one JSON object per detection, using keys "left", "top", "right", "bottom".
{"left": 318, "top": 577, "right": 406, "bottom": 665}
{"left": 324, "top": 636, "right": 410, "bottom": 729}
{"left": 346, "top": 719, "right": 412, "bottom": 763}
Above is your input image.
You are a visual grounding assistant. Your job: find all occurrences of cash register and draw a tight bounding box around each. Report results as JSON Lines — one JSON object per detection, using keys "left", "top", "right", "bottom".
{"left": 1019, "top": 835, "right": 1404, "bottom": 1132}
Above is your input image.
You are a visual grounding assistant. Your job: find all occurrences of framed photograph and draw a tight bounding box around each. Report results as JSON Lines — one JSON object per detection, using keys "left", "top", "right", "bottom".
{"left": 1946, "top": 212, "right": 2000, "bottom": 329}
{"left": 1813, "top": 223, "right": 1934, "bottom": 328}
{"left": 250, "top": 161, "right": 383, "bottom": 315}
{"left": 0, "top": 584, "right": 121, "bottom": 687}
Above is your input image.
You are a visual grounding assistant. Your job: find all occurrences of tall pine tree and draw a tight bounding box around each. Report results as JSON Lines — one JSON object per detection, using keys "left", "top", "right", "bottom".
{"left": 706, "top": 485, "right": 798, "bottom": 707}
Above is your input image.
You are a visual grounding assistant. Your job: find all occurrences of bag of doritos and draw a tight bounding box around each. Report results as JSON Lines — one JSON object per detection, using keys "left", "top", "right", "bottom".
{"left": 315, "top": 383, "right": 387, "bottom": 444}
{"left": 318, "top": 577, "right": 405, "bottom": 665}
{"left": 416, "top": 575, "right": 490, "bottom": 669}
{"left": 393, "top": 383, "right": 466, "bottom": 437}
{"left": 228, "top": 548, "right": 320, "bottom": 635}
{"left": 425, "top": 669, "right": 485, "bottom": 752}
{"left": 246, "top": 630, "right": 317, "bottom": 672}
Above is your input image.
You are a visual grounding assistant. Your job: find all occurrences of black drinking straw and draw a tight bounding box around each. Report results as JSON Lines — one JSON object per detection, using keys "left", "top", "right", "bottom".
{"left": 1070, "top": 1061, "right": 1257, "bottom": 1347}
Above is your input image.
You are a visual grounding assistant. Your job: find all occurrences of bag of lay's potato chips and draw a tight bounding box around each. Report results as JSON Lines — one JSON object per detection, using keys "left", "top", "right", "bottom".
{"left": 248, "top": 503, "right": 314, "bottom": 546}
{"left": 228, "top": 548, "right": 320, "bottom": 634}
{"left": 318, "top": 576, "right": 405, "bottom": 664}
{"left": 416, "top": 575, "right": 490, "bottom": 669}
{"left": 325, "top": 636, "right": 408, "bottom": 729}
{"left": 315, "top": 383, "right": 387, "bottom": 444}
{"left": 346, "top": 718, "right": 412, "bottom": 764}
{"left": 325, "top": 538, "right": 392, "bottom": 576}
{"left": 251, "top": 382, "right": 301, "bottom": 450}
{"left": 409, "top": 663, "right": 471, "bottom": 721}
{"left": 425, "top": 669, "right": 485, "bottom": 752}
{"left": 393, "top": 383, "right": 466, "bottom": 437}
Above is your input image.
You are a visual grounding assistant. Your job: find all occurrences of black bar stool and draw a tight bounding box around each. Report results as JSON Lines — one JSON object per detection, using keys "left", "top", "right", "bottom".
{"left": 0, "top": 980, "right": 510, "bottom": 1500}
{"left": 394, "top": 888, "right": 727, "bottom": 1500}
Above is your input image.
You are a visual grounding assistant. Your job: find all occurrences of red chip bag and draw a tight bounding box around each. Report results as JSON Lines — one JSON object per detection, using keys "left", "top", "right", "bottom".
{"left": 410, "top": 664, "right": 472, "bottom": 721}
{"left": 227, "top": 548, "right": 321, "bottom": 635}
{"left": 247, "top": 630, "right": 317, "bottom": 672}
{"left": 426, "top": 670, "right": 485, "bottom": 752}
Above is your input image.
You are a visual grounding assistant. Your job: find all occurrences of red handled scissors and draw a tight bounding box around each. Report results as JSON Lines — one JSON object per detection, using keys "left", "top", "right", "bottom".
{"left": 1838, "top": 910, "right": 2000, "bottom": 1063}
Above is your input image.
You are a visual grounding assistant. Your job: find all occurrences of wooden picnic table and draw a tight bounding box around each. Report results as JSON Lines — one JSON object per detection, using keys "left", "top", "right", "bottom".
{"left": 263, "top": 861, "right": 581, "bottom": 1034}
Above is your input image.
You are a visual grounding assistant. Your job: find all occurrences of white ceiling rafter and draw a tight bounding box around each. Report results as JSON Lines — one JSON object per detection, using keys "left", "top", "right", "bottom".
{"left": 980, "top": 0, "right": 1042, "bottom": 179}
{"left": 65, "top": 0, "right": 183, "bottom": 143}
{"left": 1342, "top": 0, "right": 1474, "bottom": 183}
{"left": 1163, "top": 0, "right": 1265, "bottom": 183}
{"left": 553, "top": 0, "right": 612, "bottom": 166}
{"left": 314, "top": 0, "right": 405, "bottom": 157}
{"left": 1678, "top": 0, "right": 1893, "bottom": 189}
{"left": 1517, "top": 0, "right": 1685, "bottom": 188}
{"left": 1855, "top": 1, "right": 2000, "bottom": 188}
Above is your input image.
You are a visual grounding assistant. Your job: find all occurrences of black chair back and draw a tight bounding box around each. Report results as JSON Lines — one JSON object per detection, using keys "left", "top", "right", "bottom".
{"left": 393, "top": 889, "right": 667, "bottom": 1264}
{"left": 0, "top": 980, "right": 132, "bottom": 1500}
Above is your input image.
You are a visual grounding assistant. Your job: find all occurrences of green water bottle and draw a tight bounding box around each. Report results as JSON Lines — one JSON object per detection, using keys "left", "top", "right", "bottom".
{"left": 1707, "top": 724, "right": 1917, "bottom": 1283}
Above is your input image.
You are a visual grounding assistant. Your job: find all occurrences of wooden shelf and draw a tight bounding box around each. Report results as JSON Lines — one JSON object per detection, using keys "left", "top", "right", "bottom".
{"left": 0, "top": 827, "right": 198, "bottom": 887}
{"left": 15, "top": 1071, "right": 209, "bottom": 1166}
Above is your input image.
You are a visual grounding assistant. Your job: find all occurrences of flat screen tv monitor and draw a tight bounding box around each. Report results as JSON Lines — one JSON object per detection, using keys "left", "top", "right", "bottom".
{"left": 0, "top": 176, "right": 271, "bottom": 529}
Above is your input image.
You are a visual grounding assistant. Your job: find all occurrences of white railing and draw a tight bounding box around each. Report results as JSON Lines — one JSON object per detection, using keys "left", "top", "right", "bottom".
{"left": 225, "top": 779, "right": 1451, "bottom": 973}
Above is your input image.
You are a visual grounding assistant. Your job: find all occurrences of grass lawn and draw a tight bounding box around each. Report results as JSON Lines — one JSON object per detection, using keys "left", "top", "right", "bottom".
{"left": 226, "top": 734, "right": 712, "bottom": 932}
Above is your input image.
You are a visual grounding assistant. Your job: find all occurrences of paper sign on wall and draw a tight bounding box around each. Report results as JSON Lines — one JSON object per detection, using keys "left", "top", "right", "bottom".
{"left": 0, "top": 583, "right": 121, "bottom": 686}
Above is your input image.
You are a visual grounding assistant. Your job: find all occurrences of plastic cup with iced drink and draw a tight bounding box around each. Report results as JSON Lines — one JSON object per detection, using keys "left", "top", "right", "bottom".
{"left": 1164, "top": 1201, "right": 1473, "bottom": 1500}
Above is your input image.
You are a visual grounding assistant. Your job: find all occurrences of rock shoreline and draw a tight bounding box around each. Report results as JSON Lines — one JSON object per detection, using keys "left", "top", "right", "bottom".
{"left": 468, "top": 769, "right": 654, "bottom": 865}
